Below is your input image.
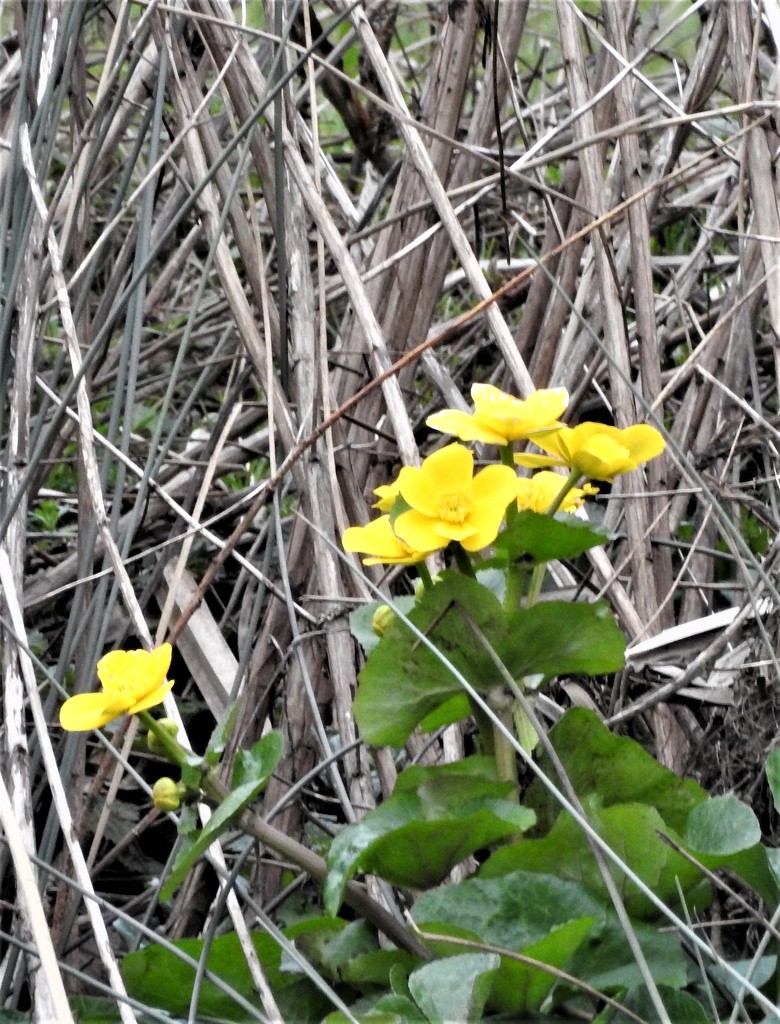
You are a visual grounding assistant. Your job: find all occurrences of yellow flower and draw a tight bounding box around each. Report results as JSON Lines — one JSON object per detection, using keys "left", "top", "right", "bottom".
{"left": 515, "top": 422, "right": 665, "bottom": 482}
{"left": 516, "top": 471, "right": 598, "bottom": 514}
{"left": 59, "top": 643, "right": 174, "bottom": 731}
{"left": 394, "top": 443, "right": 519, "bottom": 553}
{"left": 342, "top": 515, "right": 435, "bottom": 565}
{"left": 426, "top": 384, "right": 568, "bottom": 445}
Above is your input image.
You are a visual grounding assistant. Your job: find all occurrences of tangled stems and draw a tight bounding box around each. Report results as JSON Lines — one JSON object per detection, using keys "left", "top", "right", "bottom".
{"left": 139, "top": 711, "right": 430, "bottom": 960}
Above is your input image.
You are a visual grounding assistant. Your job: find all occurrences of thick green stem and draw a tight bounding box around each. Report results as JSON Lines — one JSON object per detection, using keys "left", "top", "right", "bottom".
{"left": 417, "top": 561, "right": 434, "bottom": 591}
{"left": 453, "top": 544, "right": 476, "bottom": 577}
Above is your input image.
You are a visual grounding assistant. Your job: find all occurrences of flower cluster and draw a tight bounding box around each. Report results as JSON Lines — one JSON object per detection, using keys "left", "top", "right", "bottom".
{"left": 343, "top": 384, "right": 665, "bottom": 566}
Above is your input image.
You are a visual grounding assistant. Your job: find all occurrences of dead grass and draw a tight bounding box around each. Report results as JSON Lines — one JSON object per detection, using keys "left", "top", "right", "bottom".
{"left": 1, "top": 1, "right": 780, "bottom": 1020}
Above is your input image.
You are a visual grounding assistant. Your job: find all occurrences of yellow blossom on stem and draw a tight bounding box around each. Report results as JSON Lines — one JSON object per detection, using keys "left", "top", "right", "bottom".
{"left": 516, "top": 471, "right": 598, "bottom": 514}
{"left": 342, "top": 515, "right": 436, "bottom": 564}
{"left": 426, "top": 384, "right": 568, "bottom": 445}
{"left": 394, "top": 442, "right": 518, "bottom": 553}
{"left": 515, "top": 422, "right": 665, "bottom": 482}
{"left": 59, "top": 643, "right": 174, "bottom": 731}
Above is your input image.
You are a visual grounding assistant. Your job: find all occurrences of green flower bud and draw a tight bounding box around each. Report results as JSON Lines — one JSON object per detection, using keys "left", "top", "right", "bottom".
{"left": 371, "top": 604, "right": 395, "bottom": 637}
{"left": 152, "top": 777, "right": 183, "bottom": 812}
{"left": 147, "top": 718, "right": 179, "bottom": 756}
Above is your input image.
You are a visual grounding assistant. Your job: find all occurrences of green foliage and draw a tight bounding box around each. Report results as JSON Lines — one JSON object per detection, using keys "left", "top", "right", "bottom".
{"left": 324, "top": 757, "right": 536, "bottom": 915}
{"left": 354, "top": 572, "right": 625, "bottom": 747}
{"left": 488, "top": 509, "right": 609, "bottom": 565}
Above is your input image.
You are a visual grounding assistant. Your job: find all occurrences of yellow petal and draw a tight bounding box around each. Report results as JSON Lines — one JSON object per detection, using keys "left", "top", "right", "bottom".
{"left": 426, "top": 408, "right": 507, "bottom": 444}
{"left": 343, "top": 516, "right": 436, "bottom": 563}
{"left": 129, "top": 676, "right": 176, "bottom": 714}
{"left": 399, "top": 444, "right": 474, "bottom": 513}
{"left": 514, "top": 453, "right": 566, "bottom": 471}
{"left": 622, "top": 424, "right": 666, "bottom": 462}
{"left": 394, "top": 508, "right": 456, "bottom": 552}
{"left": 97, "top": 643, "right": 172, "bottom": 694}
{"left": 59, "top": 692, "right": 121, "bottom": 731}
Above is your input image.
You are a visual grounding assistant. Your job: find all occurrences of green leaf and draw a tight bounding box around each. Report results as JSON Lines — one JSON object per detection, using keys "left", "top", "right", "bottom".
{"left": 161, "top": 731, "right": 283, "bottom": 901}
{"left": 232, "top": 729, "right": 283, "bottom": 790}
{"left": 490, "top": 510, "right": 609, "bottom": 564}
{"left": 526, "top": 708, "right": 707, "bottom": 834}
{"left": 568, "top": 918, "right": 686, "bottom": 994}
{"left": 767, "top": 747, "right": 780, "bottom": 815}
{"left": 323, "top": 994, "right": 428, "bottom": 1024}
{"left": 122, "top": 926, "right": 332, "bottom": 1022}
{"left": 481, "top": 801, "right": 707, "bottom": 920}
{"left": 407, "top": 953, "right": 499, "bottom": 1024}
{"left": 205, "top": 701, "right": 239, "bottom": 767}
{"left": 607, "top": 986, "right": 713, "bottom": 1023}
{"left": 412, "top": 870, "right": 603, "bottom": 957}
{"left": 683, "top": 794, "right": 777, "bottom": 904}
{"left": 684, "top": 793, "right": 760, "bottom": 856}
{"left": 324, "top": 758, "right": 535, "bottom": 915}
{"left": 411, "top": 871, "right": 602, "bottom": 1014}
{"left": 355, "top": 575, "right": 625, "bottom": 747}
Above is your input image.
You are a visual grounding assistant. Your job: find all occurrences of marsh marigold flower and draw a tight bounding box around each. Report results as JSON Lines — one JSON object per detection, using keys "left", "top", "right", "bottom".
{"left": 516, "top": 471, "right": 597, "bottom": 514}
{"left": 515, "top": 422, "right": 665, "bottom": 482}
{"left": 342, "top": 515, "right": 434, "bottom": 565}
{"left": 59, "top": 643, "right": 174, "bottom": 731}
{"left": 393, "top": 442, "right": 518, "bottom": 553}
{"left": 426, "top": 384, "right": 568, "bottom": 445}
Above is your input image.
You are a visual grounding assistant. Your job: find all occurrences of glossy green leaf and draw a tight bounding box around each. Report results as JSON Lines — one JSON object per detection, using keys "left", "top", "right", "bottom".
{"left": 412, "top": 870, "right": 602, "bottom": 957}
{"left": 481, "top": 801, "right": 707, "bottom": 920}
{"left": 490, "top": 510, "right": 609, "bottom": 564}
{"left": 412, "top": 872, "right": 601, "bottom": 1014}
{"left": 323, "top": 994, "right": 428, "bottom": 1024}
{"left": 232, "top": 729, "right": 283, "bottom": 790}
{"left": 324, "top": 758, "right": 535, "bottom": 915}
{"left": 526, "top": 708, "right": 707, "bottom": 834}
{"left": 122, "top": 924, "right": 332, "bottom": 1022}
{"left": 355, "top": 575, "right": 625, "bottom": 747}
{"left": 607, "top": 985, "right": 712, "bottom": 1023}
{"left": 161, "top": 731, "right": 283, "bottom": 900}
{"left": 568, "top": 917, "right": 686, "bottom": 994}
{"left": 683, "top": 794, "right": 777, "bottom": 904}
{"left": 408, "top": 953, "right": 499, "bottom": 1024}
{"left": 685, "top": 793, "right": 760, "bottom": 856}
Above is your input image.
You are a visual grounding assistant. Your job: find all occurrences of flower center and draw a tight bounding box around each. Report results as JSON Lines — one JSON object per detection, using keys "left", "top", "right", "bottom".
{"left": 437, "top": 487, "right": 472, "bottom": 523}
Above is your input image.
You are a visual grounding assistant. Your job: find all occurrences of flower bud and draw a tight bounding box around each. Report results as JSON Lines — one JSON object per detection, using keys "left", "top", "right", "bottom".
{"left": 371, "top": 604, "right": 395, "bottom": 637}
{"left": 147, "top": 718, "right": 179, "bottom": 756}
{"left": 152, "top": 777, "right": 183, "bottom": 812}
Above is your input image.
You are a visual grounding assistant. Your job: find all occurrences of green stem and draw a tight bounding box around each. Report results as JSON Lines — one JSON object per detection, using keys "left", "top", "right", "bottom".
{"left": 547, "top": 468, "right": 584, "bottom": 515}
{"left": 525, "top": 469, "right": 586, "bottom": 607}
{"left": 453, "top": 544, "right": 476, "bottom": 577}
{"left": 417, "top": 561, "right": 434, "bottom": 590}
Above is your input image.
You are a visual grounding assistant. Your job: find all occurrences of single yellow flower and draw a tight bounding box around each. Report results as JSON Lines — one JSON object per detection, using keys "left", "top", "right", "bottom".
{"left": 516, "top": 471, "right": 598, "bottom": 514}
{"left": 342, "top": 515, "right": 435, "bottom": 564}
{"left": 515, "top": 422, "right": 665, "bottom": 482}
{"left": 59, "top": 643, "right": 174, "bottom": 731}
{"left": 394, "top": 443, "right": 519, "bottom": 553}
{"left": 426, "top": 384, "right": 568, "bottom": 445}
